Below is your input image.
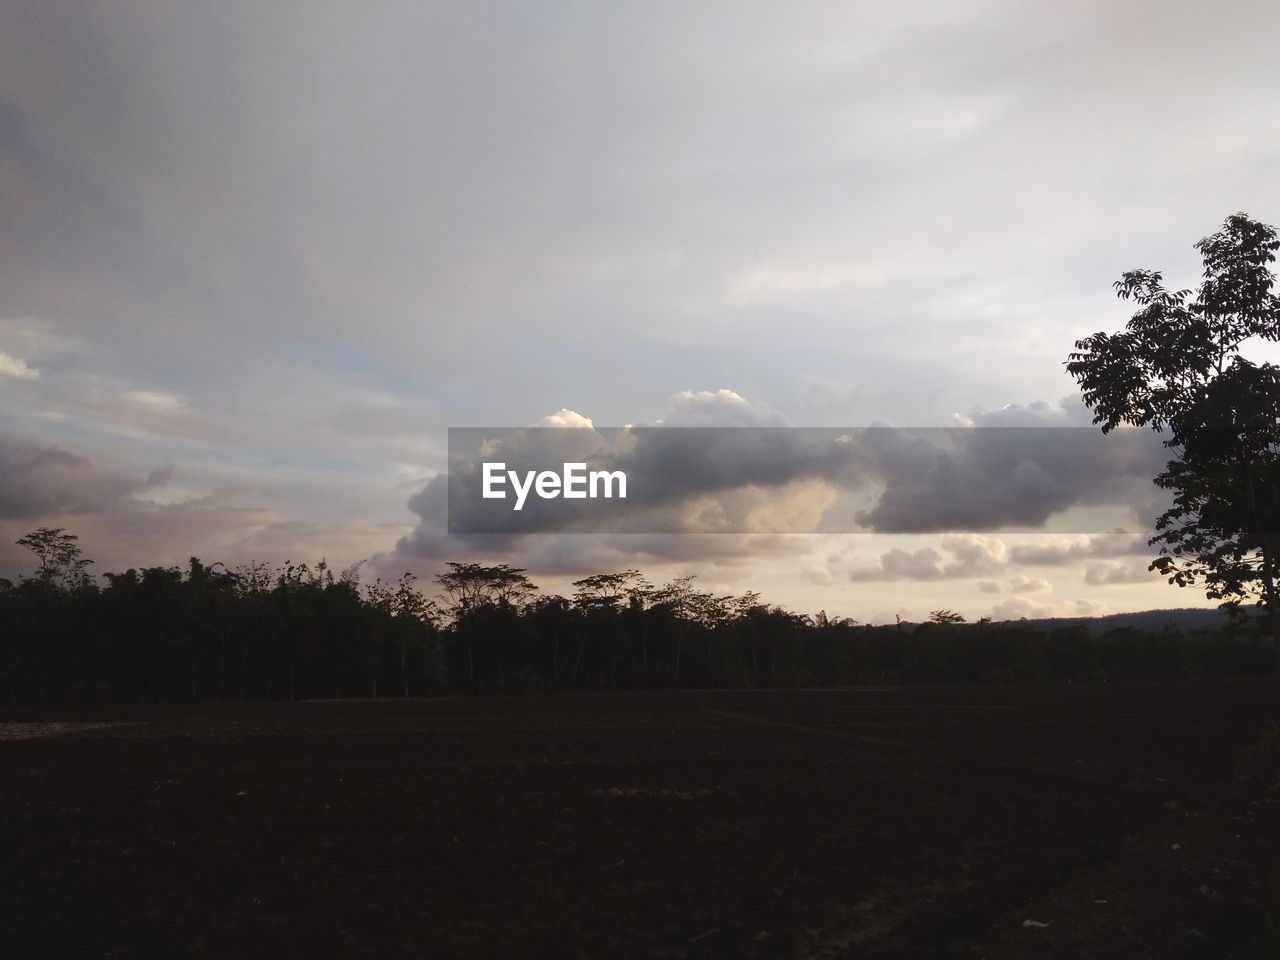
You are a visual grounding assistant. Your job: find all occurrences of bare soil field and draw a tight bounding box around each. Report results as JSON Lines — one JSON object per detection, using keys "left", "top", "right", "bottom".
{"left": 2, "top": 682, "right": 1278, "bottom": 959}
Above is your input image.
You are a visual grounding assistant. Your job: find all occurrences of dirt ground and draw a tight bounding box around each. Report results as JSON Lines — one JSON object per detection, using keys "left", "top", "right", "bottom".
{"left": 2, "top": 682, "right": 1278, "bottom": 959}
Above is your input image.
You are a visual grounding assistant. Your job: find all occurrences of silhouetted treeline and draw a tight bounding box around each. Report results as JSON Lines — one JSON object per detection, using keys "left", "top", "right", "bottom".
{"left": 1, "top": 532, "right": 1276, "bottom": 706}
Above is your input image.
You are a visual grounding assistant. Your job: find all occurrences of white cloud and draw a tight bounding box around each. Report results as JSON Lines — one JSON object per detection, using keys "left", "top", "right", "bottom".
{"left": 533, "top": 409, "right": 595, "bottom": 429}
{"left": 657, "top": 390, "right": 789, "bottom": 428}
{"left": 0, "top": 350, "right": 39, "bottom": 380}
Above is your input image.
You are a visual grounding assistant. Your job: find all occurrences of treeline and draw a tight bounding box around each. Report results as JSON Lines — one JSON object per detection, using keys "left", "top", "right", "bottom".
{"left": 1, "top": 529, "right": 1276, "bottom": 706}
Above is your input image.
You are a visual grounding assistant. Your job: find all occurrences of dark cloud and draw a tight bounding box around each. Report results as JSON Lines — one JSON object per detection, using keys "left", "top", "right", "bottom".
{"left": 441, "top": 399, "right": 1169, "bottom": 537}
{"left": 1009, "top": 534, "right": 1152, "bottom": 566}
{"left": 0, "top": 433, "right": 143, "bottom": 518}
{"left": 380, "top": 439, "right": 816, "bottom": 580}
{"left": 146, "top": 462, "right": 175, "bottom": 488}
{"left": 848, "top": 402, "right": 1169, "bottom": 533}
{"left": 382, "top": 390, "right": 1178, "bottom": 588}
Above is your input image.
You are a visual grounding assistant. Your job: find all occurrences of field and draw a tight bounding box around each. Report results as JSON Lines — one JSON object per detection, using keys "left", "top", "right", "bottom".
{"left": 3, "top": 683, "right": 1279, "bottom": 959}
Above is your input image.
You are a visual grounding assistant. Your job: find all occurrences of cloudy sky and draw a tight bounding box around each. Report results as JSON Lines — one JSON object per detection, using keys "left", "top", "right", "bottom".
{"left": 2, "top": 0, "right": 1278, "bottom": 621}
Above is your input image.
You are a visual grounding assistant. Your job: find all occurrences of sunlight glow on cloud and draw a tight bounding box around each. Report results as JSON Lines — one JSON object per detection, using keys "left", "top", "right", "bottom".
{"left": 533, "top": 409, "right": 595, "bottom": 429}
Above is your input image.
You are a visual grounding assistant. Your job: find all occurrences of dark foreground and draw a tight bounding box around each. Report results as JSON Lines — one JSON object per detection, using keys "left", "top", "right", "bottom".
{"left": 2, "top": 683, "right": 1279, "bottom": 959}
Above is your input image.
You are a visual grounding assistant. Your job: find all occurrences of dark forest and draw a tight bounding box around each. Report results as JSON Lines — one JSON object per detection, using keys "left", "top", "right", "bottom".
{"left": 4, "top": 528, "right": 1275, "bottom": 707}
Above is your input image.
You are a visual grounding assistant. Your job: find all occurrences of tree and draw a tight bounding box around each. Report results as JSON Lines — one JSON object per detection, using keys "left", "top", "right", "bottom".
{"left": 928, "top": 610, "right": 966, "bottom": 625}
{"left": 571, "top": 570, "right": 641, "bottom": 612}
{"left": 434, "top": 562, "right": 538, "bottom": 617}
{"left": 1066, "top": 212, "right": 1280, "bottom": 639}
{"left": 16, "top": 528, "right": 94, "bottom": 591}
{"left": 434, "top": 562, "right": 537, "bottom": 685}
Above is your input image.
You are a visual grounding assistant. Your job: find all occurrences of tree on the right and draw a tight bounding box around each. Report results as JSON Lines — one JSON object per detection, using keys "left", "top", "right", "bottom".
{"left": 1067, "top": 213, "right": 1280, "bottom": 642}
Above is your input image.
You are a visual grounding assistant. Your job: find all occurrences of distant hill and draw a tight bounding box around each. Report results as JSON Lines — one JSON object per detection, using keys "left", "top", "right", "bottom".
{"left": 1013, "top": 607, "right": 1262, "bottom": 635}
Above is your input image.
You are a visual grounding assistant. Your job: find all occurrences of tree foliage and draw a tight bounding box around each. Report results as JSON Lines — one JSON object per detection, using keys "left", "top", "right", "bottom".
{"left": 2, "top": 530, "right": 1274, "bottom": 706}
{"left": 16, "top": 527, "right": 94, "bottom": 592}
{"left": 1067, "top": 212, "right": 1280, "bottom": 625}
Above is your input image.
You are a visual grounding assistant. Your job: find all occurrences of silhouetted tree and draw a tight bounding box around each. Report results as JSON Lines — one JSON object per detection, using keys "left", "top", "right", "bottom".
{"left": 16, "top": 528, "right": 93, "bottom": 591}
{"left": 571, "top": 571, "right": 642, "bottom": 687}
{"left": 3, "top": 528, "right": 1275, "bottom": 706}
{"left": 1067, "top": 212, "right": 1280, "bottom": 645}
{"left": 435, "top": 562, "right": 537, "bottom": 686}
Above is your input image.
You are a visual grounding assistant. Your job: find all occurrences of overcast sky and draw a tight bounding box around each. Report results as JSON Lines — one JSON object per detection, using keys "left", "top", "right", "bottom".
{"left": 2, "top": 0, "right": 1278, "bottom": 621}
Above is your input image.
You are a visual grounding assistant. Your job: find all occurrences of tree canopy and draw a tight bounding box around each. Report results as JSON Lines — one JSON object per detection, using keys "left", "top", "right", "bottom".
{"left": 2, "top": 529, "right": 1274, "bottom": 706}
{"left": 15, "top": 527, "right": 94, "bottom": 592}
{"left": 1067, "top": 212, "right": 1280, "bottom": 626}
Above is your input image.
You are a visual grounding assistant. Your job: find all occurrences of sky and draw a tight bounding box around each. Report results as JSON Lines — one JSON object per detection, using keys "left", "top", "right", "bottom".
{"left": 1, "top": 0, "right": 1279, "bottom": 622}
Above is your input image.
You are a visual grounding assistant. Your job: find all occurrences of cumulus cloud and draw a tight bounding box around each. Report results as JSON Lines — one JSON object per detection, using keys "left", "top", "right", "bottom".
{"left": 0, "top": 433, "right": 144, "bottom": 518}
{"left": 989, "top": 596, "right": 1108, "bottom": 622}
{"left": 445, "top": 391, "right": 849, "bottom": 536}
{"left": 442, "top": 390, "right": 1168, "bottom": 540}
{"left": 841, "top": 530, "right": 1165, "bottom": 587}
{"left": 977, "top": 574, "right": 1054, "bottom": 594}
{"left": 655, "top": 389, "right": 790, "bottom": 428}
{"left": 389, "top": 384, "right": 1183, "bottom": 592}
{"left": 0, "top": 426, "right": 410, "bottom": 581}
{"left": 1083, "top": 559, "right": 1160, "bottom": 585}
{"left": 849, "top": 400, "right": 1167, "bottom": 533}
{"left": 533, "top": 409, "right": 596, "bottom": 429}
{"left": 1009, "top": 535, "right": 1152, "bottom": 566}
{"left": 383, "top": 420, "right": 823, "bottom": 581}
{"left": 0, "top": 350, "right": 39, "bottom": 380}
{"left": 848, "top": 533, "right": 1009, "bottom": 582}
